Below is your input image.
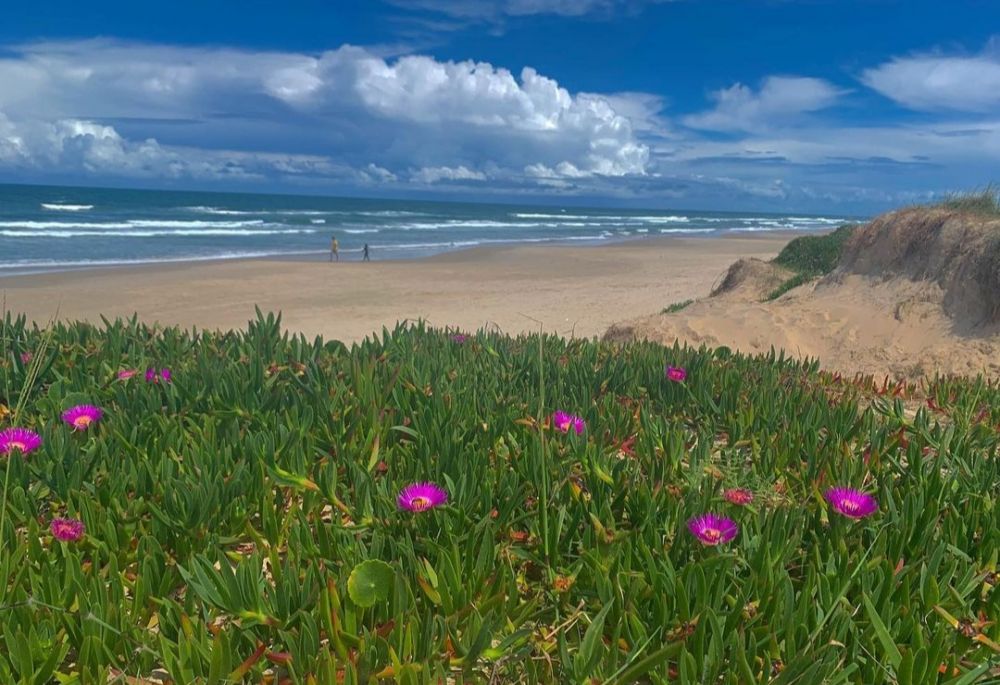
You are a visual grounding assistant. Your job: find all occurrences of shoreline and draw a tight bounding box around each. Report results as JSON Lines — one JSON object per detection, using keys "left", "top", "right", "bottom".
{"left": 0, "top": 233, "right": 793, "bottom": 343}
{"left": 0, "top": 229, "right": 803, "bottom": 279}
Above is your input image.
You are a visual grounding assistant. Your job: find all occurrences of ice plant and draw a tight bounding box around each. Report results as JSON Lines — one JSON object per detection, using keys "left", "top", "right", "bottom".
{"left": 666, "top": 366, "right": 687, "bottom": 382}
{"left": 688, "top": 513, "right": 738, "bottom": 546}
{"left": 398, "top": 482, "right": 448, "bottom": 513}
{"left": 117, "top": 369, "right": 138, "bottom": 380}
{"left": 145, "top": 367, "right": 172, "bottom": 383}
{"left": 552, "top": 410, "right": 585, "bottom": 435}
{"left": 825, "top": 487, "right": 878, "bottom": 519}
{"left": 724, "top": 488, "right": 754, "bottom": 506}
{"left": 451, "top": 334, "right": 468, "bottom": 344}
{"left": 0, "top": 428, "right": 42, "bottom": 456}
{"left": 62, "top": 405, "right": 103, "bottom": 431}
{"left": 50, "top": 517, "right": 85, "bottom": 542}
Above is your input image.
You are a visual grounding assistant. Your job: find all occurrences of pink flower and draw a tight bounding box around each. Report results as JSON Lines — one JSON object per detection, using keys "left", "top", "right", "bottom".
{"left": 450, "top": 334, "right": 468, "bottom": 344}
{"left": 397, "top": 482, "right": 449, "bottom": 513}
{"left": 0, "top": 427, "right": 42, "bottom": 456}
{"left": 723, "top": 488, "right": 754, "bottom": 506}
{"left": 688, "top": 513, "right": 738, "bottom": 546}
{"left": 50, "top": 517, "right": 85, "bottom": 542}
{"left": 145, "top": 368, "right": 172, "bottom": 383}
{"left": 61, "top": 405, "right": 103, "bottom": 431}
{"left": 825, "top": 487, "right": 878, "bottom": 519}
{"left": 666, "top": 366, "right": 687, "bottom": 382}
{"left": 552, "top": 410, "right": 585, "bottom": 435}
{"left": 117, "top": 369, "right": 138, "bottom": 380}
{"left": 19, "top": 351, "right": 32, "bottom": 364}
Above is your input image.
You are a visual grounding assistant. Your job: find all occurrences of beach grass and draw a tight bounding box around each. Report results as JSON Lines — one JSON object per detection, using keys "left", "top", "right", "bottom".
{"left": 765, "top": 224, "right": 857, "bottom": 300}
{"left": 934, "top": 185, "right": 1000, "bottom": 216}
{"left": 1, "top": 312, "right": 999, "bottom": 683}
{"left": 661, "top": 299, "right": 694, "bottom": 314}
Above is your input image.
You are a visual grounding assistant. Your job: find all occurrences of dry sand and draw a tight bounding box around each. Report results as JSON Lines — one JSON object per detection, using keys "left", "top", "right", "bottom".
{"left": 607, "top": 273, "right": 1000, "bottom": 379}
{"left": 0, "top": 235, "right": 789, "bottom": 343}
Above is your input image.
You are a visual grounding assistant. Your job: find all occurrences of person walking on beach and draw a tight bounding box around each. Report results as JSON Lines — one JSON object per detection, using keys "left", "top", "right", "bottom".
{"left": 329, "top": 236, "right": 339, "bottom": 262}
{"left": 362, "top": 243, "right": 371, "bottom": 262}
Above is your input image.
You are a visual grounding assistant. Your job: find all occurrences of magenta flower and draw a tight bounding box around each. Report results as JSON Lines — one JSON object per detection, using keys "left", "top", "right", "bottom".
{"left": 20, "top": 351, "right": 32, "bottom": 364}
{"left": 723, "top": 488, "right": 754, "bottom": 506}
{"left": 0, "top": 427, "right": 42, "bottom": 456}
{"left": 825, "top": 487, "right": 878, "bottom": 519}
{"left": 62, "top": 405, "right": 103, "bottom": 431}
{"left": 450, "top": 334, "right": 468, "bottom": 344}
{"left": 398, "top": 482, "right": 449, "bottom": 513}
{"left": 666, "top": 366, "right": 687, "bottom": 382}
{"left": 117, "top": 369, "right": 138, "bottom": 380}
{"left": 552, "top": 410, "right": 585, "bottom": 435}
{"left": 145, "top": 367, "right": 172, "bottom": 383}
{"left": 50, "top": 517, "right": 85, "bottom": 542}
{"left": 688, "top": 513, "right": 738, "bottom": 546}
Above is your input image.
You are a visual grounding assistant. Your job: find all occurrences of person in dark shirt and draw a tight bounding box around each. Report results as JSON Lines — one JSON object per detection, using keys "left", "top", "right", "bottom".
{"left": 362, "top": 243, "right": 371, "bottom": 262}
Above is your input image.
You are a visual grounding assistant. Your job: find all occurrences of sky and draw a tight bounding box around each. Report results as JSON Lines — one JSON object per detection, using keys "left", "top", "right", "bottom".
{"left": 0, "top": 0, "right": 998, "bottom": 212}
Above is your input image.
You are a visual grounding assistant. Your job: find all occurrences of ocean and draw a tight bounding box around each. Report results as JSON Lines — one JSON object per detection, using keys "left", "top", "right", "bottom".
{"left": 0, "top": 184, "right": 859, "bottom": 274}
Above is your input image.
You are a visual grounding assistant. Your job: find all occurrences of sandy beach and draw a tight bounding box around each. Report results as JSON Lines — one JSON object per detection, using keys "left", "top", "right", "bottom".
{"left": 0, "top": 235, "right": 790, "bottom": 343}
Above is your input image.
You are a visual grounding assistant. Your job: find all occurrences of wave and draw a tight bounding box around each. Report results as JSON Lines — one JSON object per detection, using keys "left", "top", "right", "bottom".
{"left": 343, "top": 228, "right": 379, "bottom": 234}
{"left": 0, "top": 219, "right": 270, "bottom": 230}
{"left": 41, "top": 203, "right": 93, "bottom": 211}
{"left": 0, "top": 228, "right": 318, "bottom": 238}
{"left": 184, "top": 206, "right": 329, "bottom": 216}
{"left": 512, "top": 213, "right": 596, "bottom": 220}
{"left": 310, "top": 219, "right": 327, "bottom": 224}
{"left": 0, "top": 249, "right": 327, "bottom": 273}
{"left": 183, "top": 206, "right": 256, "bottom": 215}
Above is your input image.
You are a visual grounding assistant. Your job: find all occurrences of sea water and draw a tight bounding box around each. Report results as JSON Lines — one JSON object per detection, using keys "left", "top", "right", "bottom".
{"left": 0, "top": 184, "right": 859, "bottom": 274}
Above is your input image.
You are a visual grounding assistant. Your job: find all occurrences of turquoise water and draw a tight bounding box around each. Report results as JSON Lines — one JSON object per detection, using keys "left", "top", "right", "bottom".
{"left": 0, "top": 184, "right": 858, "bottom": 273}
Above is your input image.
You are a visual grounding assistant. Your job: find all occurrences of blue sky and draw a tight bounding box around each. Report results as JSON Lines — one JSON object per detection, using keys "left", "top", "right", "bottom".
{"left": 1, "top": 0, "right": 998, "bottom": 212}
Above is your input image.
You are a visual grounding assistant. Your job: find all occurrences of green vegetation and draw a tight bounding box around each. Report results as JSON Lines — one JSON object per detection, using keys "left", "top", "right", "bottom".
{"left": 934, "top": 186, "right": 1000, "bottom": 216}
{"left": 765, "top": 224, "right": 858, "bottom": 300}
{"left": 764, "top": 272, "right": 813, "bottom": 302}
{"left": 2, "top": 312, "right": 1000, "bottom": 683}
{"left": 661, "top": 299, "right": 694, "bottom": 314}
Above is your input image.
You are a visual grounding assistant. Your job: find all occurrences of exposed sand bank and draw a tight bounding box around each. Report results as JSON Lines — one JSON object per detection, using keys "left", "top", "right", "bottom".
{"left": 606, "top": 208, "right": 1000, "bottom": 380}
{"left": 0, "top": 235, "right": 790, "bottom": 343}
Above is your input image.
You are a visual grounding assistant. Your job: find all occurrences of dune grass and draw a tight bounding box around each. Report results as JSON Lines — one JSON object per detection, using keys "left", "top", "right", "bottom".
{"left": 661, "top": 299, "right": 694, "bottom": 314}
{"left": 2, "top": 313, "right": 1000, "bottom": 683}
{"left": 934, "top": 185, "right": 1000, "bottom": 216}
{"left": 764, "top": 224, "right": 858, "bottom": 301}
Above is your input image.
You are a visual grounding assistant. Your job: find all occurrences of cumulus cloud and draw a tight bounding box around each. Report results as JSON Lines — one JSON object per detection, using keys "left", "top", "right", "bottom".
{"left": 683, "top": 76, "right": 846, "bottom": 132}
{"left": 411, "top": 165, "right": 487, "bottom": 183}
{"left": 0, "top": 39, "right": 648, "bottom": 187}
{"left": 861, "top": 40, "right": 1000, "bottom": 112}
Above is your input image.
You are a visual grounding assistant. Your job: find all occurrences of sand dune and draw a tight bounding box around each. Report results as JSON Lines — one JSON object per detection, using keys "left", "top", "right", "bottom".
{"left": 606, "top": 207, "right": 1000, "bottom": 379}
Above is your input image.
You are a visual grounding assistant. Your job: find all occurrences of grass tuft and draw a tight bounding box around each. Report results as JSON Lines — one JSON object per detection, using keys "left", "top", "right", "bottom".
{"left": 661, "top": 299, "right": 694, "bottom": 314}
{"left": 764, "top": 224, "right": 858, "bottom": 300}
{"left": 933, "top": 185, "right": 1000, "bottom": 216}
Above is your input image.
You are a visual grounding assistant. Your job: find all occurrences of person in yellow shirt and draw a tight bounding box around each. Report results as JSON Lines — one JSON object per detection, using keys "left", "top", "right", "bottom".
{"left": 329, "top": 236, "right": 339, "bottom": 262}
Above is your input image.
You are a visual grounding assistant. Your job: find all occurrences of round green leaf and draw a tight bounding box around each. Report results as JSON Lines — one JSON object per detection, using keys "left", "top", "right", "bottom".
{"left": 347, "top": 560, "right": 394, "bottom": 607}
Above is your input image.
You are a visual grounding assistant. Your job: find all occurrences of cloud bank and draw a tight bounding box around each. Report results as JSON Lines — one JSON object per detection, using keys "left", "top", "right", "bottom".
{"left": 0, "top": 37, "right": 998, "bottom": 212}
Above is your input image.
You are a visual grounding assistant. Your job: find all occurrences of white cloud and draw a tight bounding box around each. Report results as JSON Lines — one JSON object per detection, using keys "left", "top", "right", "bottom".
{"left": 861, "top": 40, "right": 1000, "bottom": 112}
{"left": 684, "top": 76, "right": 845, "bottom": 132}
{"left": 389, "top": 0, "right": 655, "bottom": 20}
{"left": 0, "top": 39, "right": 648, "bottom": 185}
{"left": 411, "top": 165, "right": 487, "bottom": 183}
